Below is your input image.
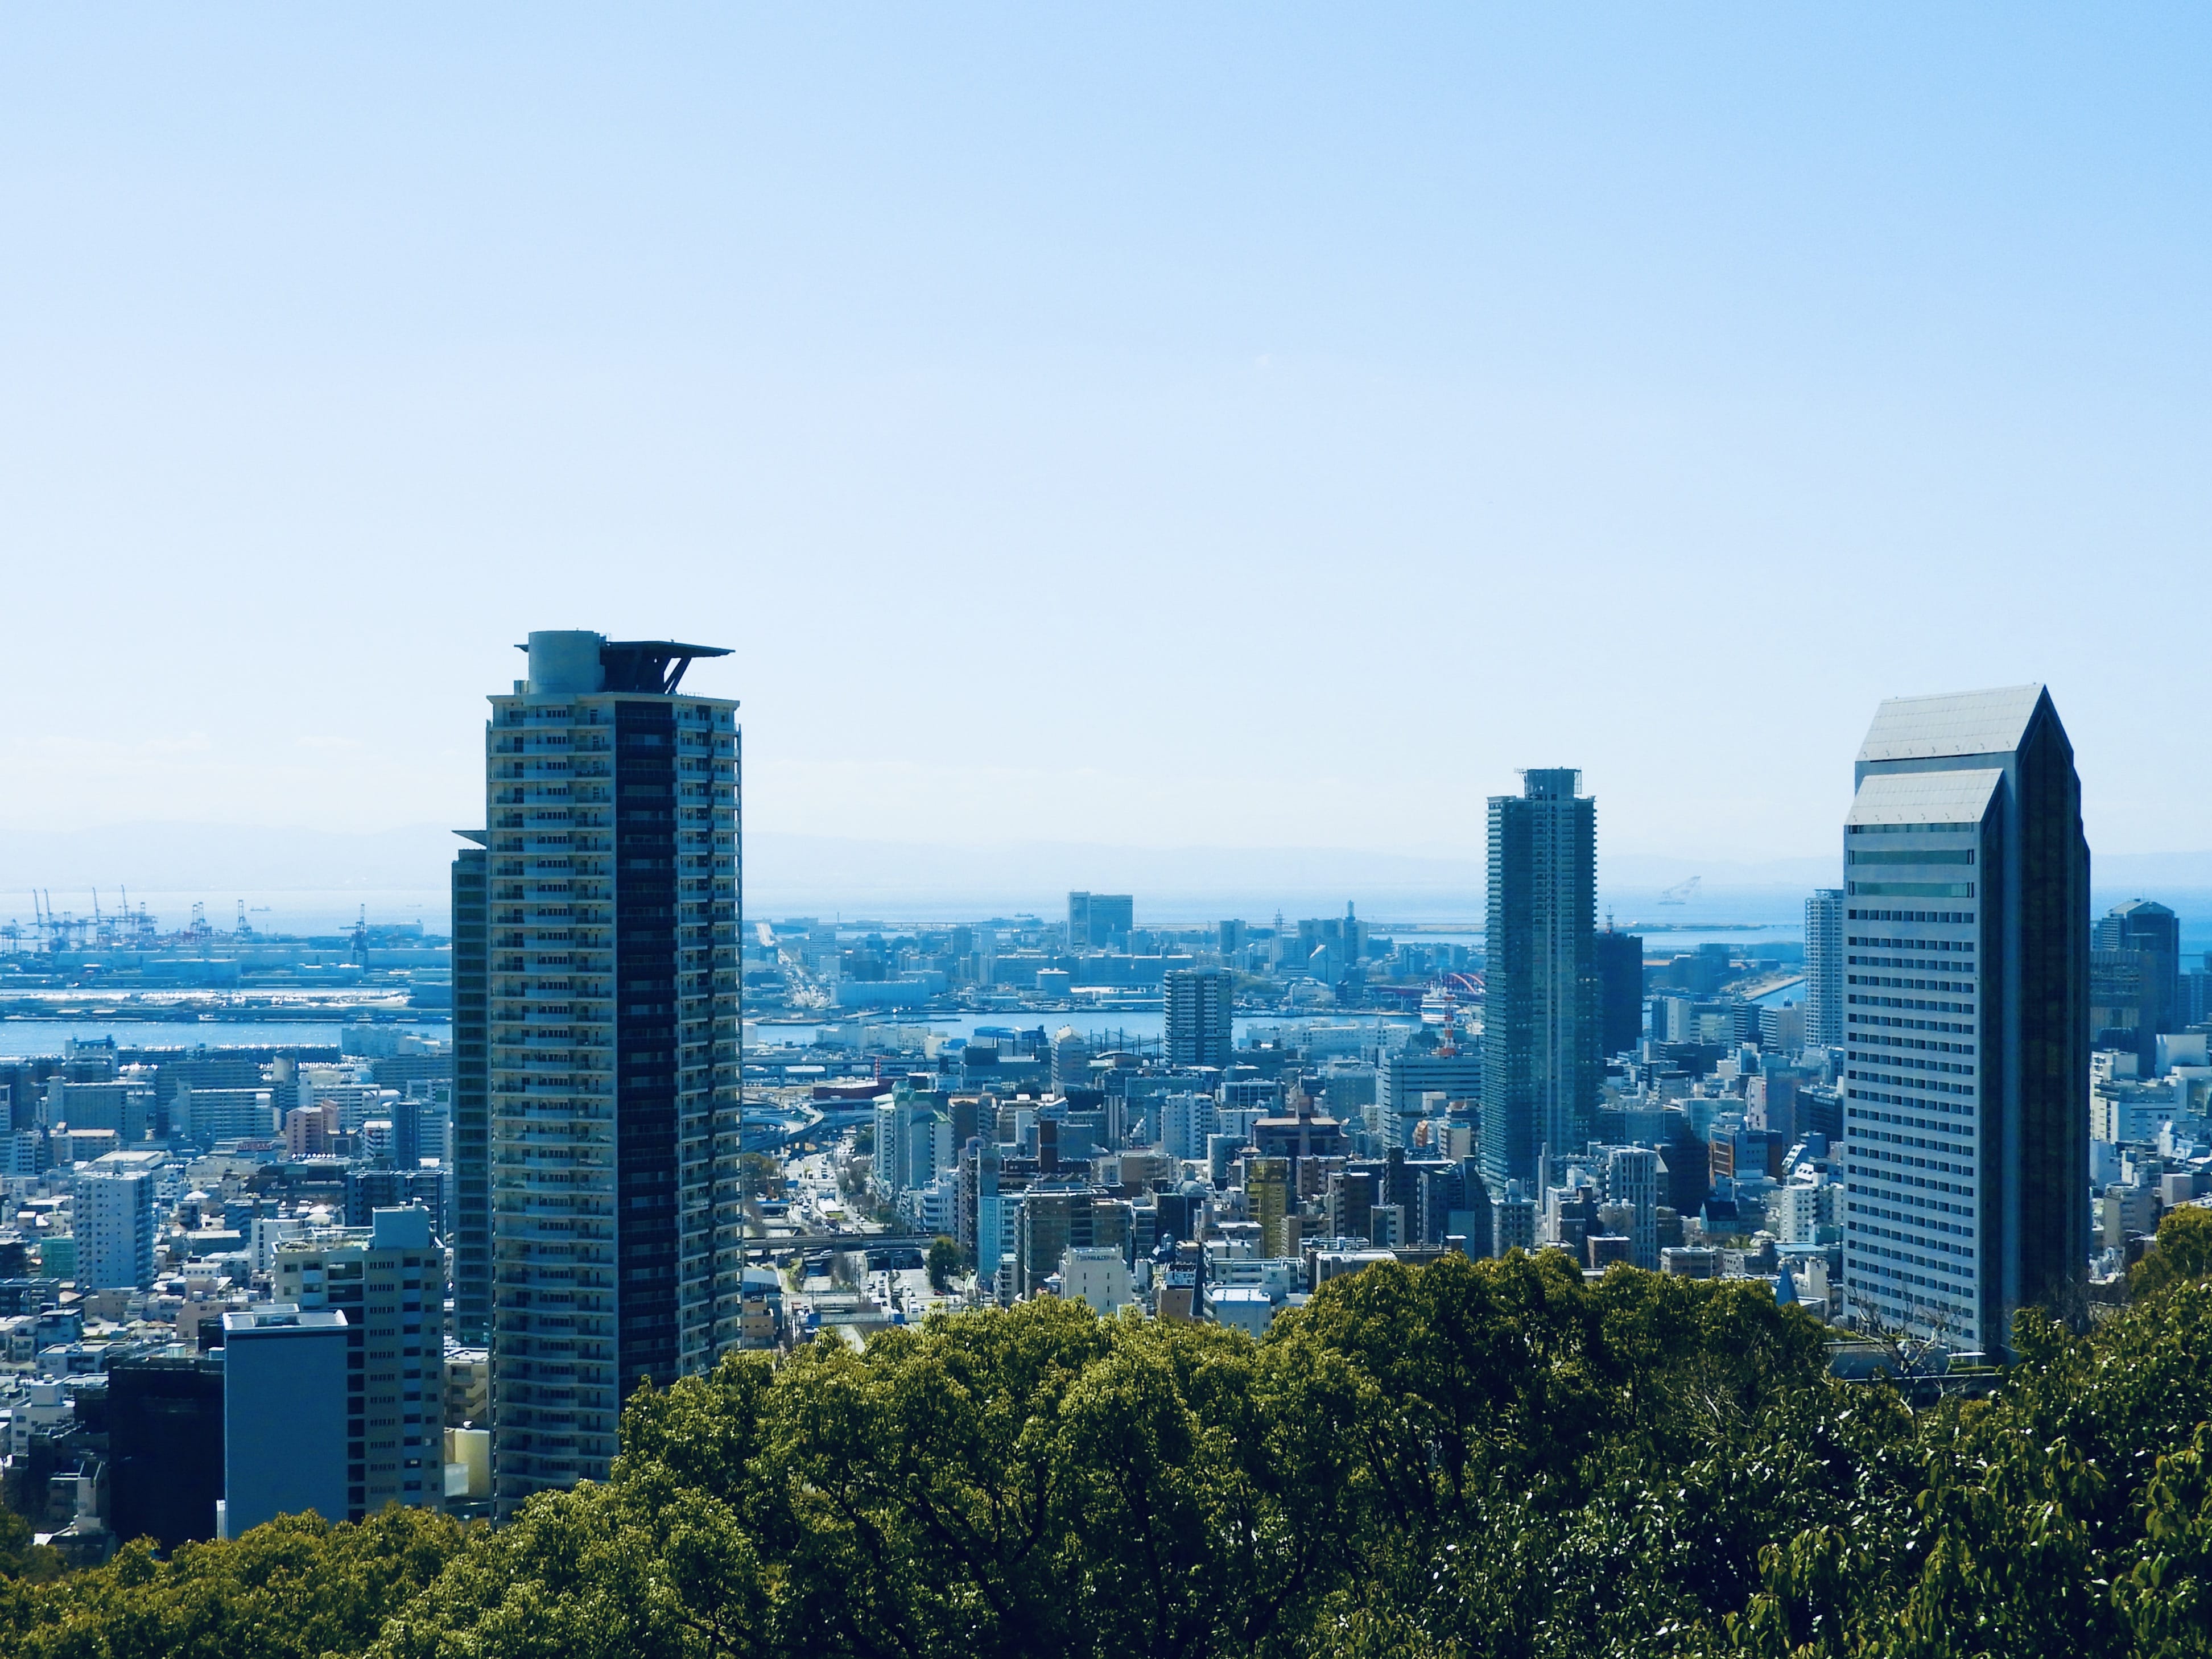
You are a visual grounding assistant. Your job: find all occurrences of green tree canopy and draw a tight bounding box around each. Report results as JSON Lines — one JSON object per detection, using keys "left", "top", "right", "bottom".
{"left": 6, "top": 1257, "right": 2211, "bottom": 1659}
{"left": 2131, "top": 1202, "right": 2212, "bottom": 1301}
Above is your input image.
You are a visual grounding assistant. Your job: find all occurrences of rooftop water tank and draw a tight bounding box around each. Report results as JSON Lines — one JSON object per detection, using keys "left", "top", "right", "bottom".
{"left": 527, "top": 630, "right": 606, "bottom": 694}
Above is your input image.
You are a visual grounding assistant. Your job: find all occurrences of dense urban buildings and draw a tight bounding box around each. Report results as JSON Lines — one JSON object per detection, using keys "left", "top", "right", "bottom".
{"left": 474, "top": 630, "right": 744, "bottom": 1514}
{"left": 1481, "top": 769, "right": 1600, "bottom": 1195}
{"left": 6, "top": 669, "right": 2212, "bottom": 1566}
{"left": 1839, "top": 684, "right": 2089, "bottom": 1356}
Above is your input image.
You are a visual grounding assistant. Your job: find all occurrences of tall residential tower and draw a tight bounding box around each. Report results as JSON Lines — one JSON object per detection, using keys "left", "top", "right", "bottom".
{"left": 1839, "top": 685, "right": 2087, "bottom": 1357}
{"left": 1805, "top": 889, "right": 1846, "bottom": 1050}
{"left": 478, "top": 631, "right": 742, "bottom": 1514}
{"left": 1163, "top": 967, "right": 1235, "bottom": 1070}
{"left": 1480, "top": 769, "right": 1600, "bottom": 1195}
{"left": 451, "top": 831, "right": 491, "bottom": 1344}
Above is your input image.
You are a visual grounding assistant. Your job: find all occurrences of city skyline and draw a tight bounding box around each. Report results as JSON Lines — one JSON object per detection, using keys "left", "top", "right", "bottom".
{"left": 2, "top": 6, "right": 2206, "bottom": 1637}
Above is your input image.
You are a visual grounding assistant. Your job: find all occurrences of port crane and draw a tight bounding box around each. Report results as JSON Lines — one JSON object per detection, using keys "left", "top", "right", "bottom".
{"left": 1656, "top": 875, "right": 1702, "bottom": 906}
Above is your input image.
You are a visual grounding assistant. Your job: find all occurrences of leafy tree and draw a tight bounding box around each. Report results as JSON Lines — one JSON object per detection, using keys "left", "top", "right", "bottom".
{"left": 925, "top": 1235, "right": 960, "bottom": 1293}
{"left": 2131, "top": 1203, "right": 2212, "bottom": 1301}
{"left": 4, "top": 1258, "right": 2211, "bottom": 1659}
{"left": 0, "top": 1507, "right": 468, "bottom": 1659}
{"left": 0, "top": 1505, "right": 65, "bottom": 1584}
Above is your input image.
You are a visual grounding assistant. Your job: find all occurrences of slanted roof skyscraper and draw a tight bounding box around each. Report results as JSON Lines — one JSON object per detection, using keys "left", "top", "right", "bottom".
{"left": 1840, "top": 684, "right": 2087, "bottom": 1357}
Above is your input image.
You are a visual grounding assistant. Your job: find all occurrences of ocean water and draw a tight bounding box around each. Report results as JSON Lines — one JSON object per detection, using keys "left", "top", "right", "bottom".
{"left": 0, "top": 1018, "right": 450, "bottom": 1059}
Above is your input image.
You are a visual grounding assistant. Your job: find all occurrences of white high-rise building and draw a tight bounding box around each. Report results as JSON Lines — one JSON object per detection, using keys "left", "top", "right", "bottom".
{"left": 479, "top": 632, "right": 742, "bottom": 1516}
{"left": 74, "top": 1150, "right": 163, "bottom": 1289}
{"left": 1773, "top": 1182, "right": 1823, "bottom": 1245}
{"left": 1839, "top": 686, "right": 2088, "bottom": 1357}
{"left": 1805, "top": 889, "right": 1846, "bottom": 1049}
{"left": 1159, "top": 1092, "right": 1213, "bottom": 1161}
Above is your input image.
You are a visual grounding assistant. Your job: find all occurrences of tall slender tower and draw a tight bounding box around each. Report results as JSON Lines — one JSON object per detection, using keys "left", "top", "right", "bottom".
{"left": 1840, "top": 685, "right": 2087, "bottom": 1357}
{"left": 1480, "top": 769, "right": 1599, "bottom": 1196}
{"left": 484, "top": 631, "right": 742, "bottom": 1514}
{"left": 451, "top": 831, "right": 491, "bottom": 1344}
{"left": 1804, "top": 889, "right": 1846, "bottom": 1050}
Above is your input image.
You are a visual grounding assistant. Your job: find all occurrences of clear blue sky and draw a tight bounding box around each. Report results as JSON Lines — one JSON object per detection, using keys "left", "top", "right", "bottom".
{"left": 2, "top": 6, "right": 2205, "bottom": 863}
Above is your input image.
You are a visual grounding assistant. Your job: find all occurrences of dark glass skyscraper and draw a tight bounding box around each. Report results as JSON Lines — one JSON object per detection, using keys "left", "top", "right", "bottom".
{"left": 1480, "top": 769, "right": 1600, "bottom": 1195}
{"left": 451, "top": 832, "right": 490, "bottom": 1345}
{"left": 1839, "top": 684, "right": 2088, "bottom": 1358}
{"left": 1594, "top": 926, "right": 1644, "bottom": 1058}
{"left": 481, "top": 632, "right": 742, "bottom": 1516}
{"left": 2091, "top": 898, "right": 2180, "bottom": 1067}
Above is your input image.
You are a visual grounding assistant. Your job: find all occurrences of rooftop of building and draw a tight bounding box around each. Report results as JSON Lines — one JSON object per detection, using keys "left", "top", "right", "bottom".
{"left": 1845, "top": 767, "right": 2004, "bottom": 826}
{"left": 1857, "top": 683, "right": 2049, "bottom": 764}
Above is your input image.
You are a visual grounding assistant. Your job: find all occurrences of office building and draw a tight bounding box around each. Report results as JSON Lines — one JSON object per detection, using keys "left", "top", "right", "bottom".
{"left": 1067, "top": 892, "right": 1133, "bottom": 950}
{"left": 43, "top": 1079, "right": 150, "bottom": 1144}
{"left": 1159, "top": 1091, "right": 1212, "bottom": 1162}
{"left": 1602, "top": 1145, "right": 1660, "bottom": 1270}
{"left": 1049, "top": 1029, "right": 1092, "bottom": 1094}
{"left": 1839, "top": 685, "right": 2088, "bottom": 1357}
{"left": 174, "top": 1083, "right": 274, "bottom": 1146}
{"left": 1167, "top": 968, "right": 1239, "bottom": 1070}
{"left": 1805, "top": 889, "right": 1846, "bottom": 1049}
{"left": 75, "top": 1149, "right": 163, "bottom": 1290}
{"left": 2090, "top": 898, "right": 2180, "bottom": 1067}
{"left": 1491, "top": 1183, "right": 1536, "bottom": 1257}
{"left": 477, "top": 632, "right": 742, "bottom": 1513}
{"left": 1480, "top": 770, "right": 1600, "bottom": 1196}
{"left": 1059, "top": 1246, "right": 1136, "bottom": 1314}
{"left": 1016, "top": 1183, "right": 1130, "bottom": 1298}
{"left": 1760, "top": 1002, "right": 1806, "bottom": 1057}
{"left": 1594, "top": 927, "right": 1644, "bottom": 1058}
{"left": 451, "top": 830, "right": 491, "bottom": 1344}
{"left": 221, "top": 1306, "right": 350, "bottom": 1536}
{"left": 1377, "top": 1053, "right": 1483, "bottom": 1120}
{"left": 108, "top": 1351, "right": 225, "bottom": 1550}
{"left": 1245, "top": 1155, "right": 1293, "bottom": 1258}
{"left": 1162, "top": 967, "right": 1234, "bottom": 1070}
{"left": 873, "top": 1086, "right": 951, "bottom": 1199}
{"left": 274, "top": 1207, "right": 448, "bottom": 1520}
{"left": 346, "top": 1166, "right": 448, "bottom": 1232}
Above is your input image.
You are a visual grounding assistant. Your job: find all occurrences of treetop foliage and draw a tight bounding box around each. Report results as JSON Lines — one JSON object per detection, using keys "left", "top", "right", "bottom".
{"left": 3, "top": 1241, "right": 2209, "bottom": 1659}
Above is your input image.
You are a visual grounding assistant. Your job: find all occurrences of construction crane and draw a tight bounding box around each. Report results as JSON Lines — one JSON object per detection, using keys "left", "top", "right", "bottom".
{"left": 1656, "top": 875, "right": 1702, "bottom": 907}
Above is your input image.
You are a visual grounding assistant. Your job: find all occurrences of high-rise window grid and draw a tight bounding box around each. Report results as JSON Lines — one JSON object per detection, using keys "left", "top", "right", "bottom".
{"left": 481, "top": 637, "right": 741, "bottom": 1517}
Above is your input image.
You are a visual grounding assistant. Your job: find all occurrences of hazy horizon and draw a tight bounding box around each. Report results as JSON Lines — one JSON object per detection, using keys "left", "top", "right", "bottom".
{"left": 7, "top": 820, "right": 2212, "bottom": 940}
